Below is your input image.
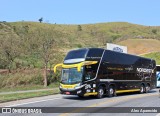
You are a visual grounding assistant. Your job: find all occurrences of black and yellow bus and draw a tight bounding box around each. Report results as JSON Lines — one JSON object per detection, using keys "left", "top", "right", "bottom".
{"left": 54, "top": 48, "right": 156, "bottom": 98}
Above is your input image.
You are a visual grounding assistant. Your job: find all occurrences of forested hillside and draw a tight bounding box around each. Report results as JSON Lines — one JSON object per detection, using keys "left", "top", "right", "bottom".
{"left": 0, "top": 21, "right": 160, "bottom": 87}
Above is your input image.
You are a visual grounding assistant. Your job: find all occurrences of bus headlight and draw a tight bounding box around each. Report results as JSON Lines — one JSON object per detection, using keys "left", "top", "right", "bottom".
{"left": 77, "top": 90, "right": 82, "bottom": 94}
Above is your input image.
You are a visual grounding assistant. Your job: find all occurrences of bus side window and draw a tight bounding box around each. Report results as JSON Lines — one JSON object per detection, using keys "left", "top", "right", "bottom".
{"left": 84, "top": 70, "right": 96, "bottom": 80}
{"left": 85, "top": 72, "right": 92, "bottom": 80}
{"left": 84, "top": 64, "right": 98, "bottom": 81}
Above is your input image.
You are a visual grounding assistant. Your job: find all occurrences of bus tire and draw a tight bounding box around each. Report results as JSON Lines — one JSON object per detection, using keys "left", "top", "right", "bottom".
{"left": 97, "top": 86, "right": 104, "bottom": 99}
{"left": 140, "top": 84, "right": 145, "bottom": 93}
{"left": 108, "top": 86, "right": 114, "bottom": 97}
{"left": 145, "top": 84, "right": 150, "bottom": 93}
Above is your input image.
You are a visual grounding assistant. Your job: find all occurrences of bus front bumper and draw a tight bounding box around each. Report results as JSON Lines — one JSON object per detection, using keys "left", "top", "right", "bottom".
{"left": 60, "top": 88, "right": 84, "bottom": 95}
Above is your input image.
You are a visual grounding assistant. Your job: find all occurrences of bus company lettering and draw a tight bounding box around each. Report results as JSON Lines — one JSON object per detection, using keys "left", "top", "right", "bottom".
{"left": 107, "top": 67, "right": 123, "bottom": 71}
{"left": 137, "top": 68, "right": 153, "bottom": 73}
{"left": 86, "top": 57, "right": 101, "bottom": 59}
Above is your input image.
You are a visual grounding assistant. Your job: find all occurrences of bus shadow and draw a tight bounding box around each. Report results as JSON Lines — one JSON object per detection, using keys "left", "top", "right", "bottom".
{"left": 63, "top": 89, "right": 158, "bottom": 100}
{"left": 63, "top": 95, "right": 98, "bottom": 101}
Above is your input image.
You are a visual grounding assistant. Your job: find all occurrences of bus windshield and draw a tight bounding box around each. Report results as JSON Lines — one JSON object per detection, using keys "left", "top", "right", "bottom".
{"left": 61, "top": 68, "right": 83, "bottom": 84}
{"left": 64, "top": 49, "right": 87, "bottom": 60}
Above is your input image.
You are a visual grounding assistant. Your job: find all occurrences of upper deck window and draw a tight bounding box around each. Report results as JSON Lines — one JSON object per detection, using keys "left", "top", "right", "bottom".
{"left": 64, "top": 49, "right": 88, "bottom": 64}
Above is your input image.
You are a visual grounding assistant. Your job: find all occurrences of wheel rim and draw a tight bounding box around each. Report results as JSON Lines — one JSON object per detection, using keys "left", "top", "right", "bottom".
{"left": 146, "top": 86, "right": 148, "bottom": 91}
{"left": 140, "top": 86, "right": 144, "bottom": 93}
{"left": 99, "top": 88, "right": 104, "bottom": 96}
{"left": 146, "top": 86, "right": 150, "bottom": 92}
{"left": 109, "top": 88, "right": 114, "bottom": 95}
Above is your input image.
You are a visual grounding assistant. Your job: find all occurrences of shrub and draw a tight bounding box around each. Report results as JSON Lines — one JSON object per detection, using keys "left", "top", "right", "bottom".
{"left": 0, "top": 69, "right": 44, "bottom": 88}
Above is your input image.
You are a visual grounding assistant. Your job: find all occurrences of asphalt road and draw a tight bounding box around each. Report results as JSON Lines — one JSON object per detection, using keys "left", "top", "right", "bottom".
{"left": 1, "top": 89, "right": 160, "bottom": 116}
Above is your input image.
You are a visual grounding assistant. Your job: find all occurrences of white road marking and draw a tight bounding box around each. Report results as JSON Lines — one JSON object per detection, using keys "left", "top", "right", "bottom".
{"left": 5, "top": 97, "right": 62, "bottom": 107}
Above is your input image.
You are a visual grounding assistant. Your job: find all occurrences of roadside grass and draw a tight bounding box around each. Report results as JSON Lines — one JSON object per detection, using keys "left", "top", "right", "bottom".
{"left": 0, "top": 88, "right": 59, "bottom": 103}
{"left": 0, "top": 82, "right": 59, "bottom": 93}
{"left": 0, "top": 68, "right": 60, "bottom": 92}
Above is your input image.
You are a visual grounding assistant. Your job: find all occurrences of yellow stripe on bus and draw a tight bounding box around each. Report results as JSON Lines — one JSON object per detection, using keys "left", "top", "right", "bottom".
{"left": 84, "top": 92, "right": 98, "bottom": 96}
{"left": 60, "top": 83, "right": 77, "bottom": 89}
{"left": 53, "top": 61, "right": 98, "bottom": 73}
{"left": 116, "top": 89, "right": 140, "bottom": 93}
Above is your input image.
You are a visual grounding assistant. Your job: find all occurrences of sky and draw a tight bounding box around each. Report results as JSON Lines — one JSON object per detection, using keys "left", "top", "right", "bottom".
{"left": 1, "top": 0, "right": 160, "bottom": 26}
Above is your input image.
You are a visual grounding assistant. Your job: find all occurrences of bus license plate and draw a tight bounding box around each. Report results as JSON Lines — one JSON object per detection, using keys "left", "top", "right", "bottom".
{"left": 66, "top": 92, "right": 70, "bottom": 95}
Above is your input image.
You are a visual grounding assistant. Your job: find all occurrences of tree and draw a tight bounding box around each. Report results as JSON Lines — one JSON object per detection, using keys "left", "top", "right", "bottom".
{"left": 41, "top": 38, "right": 55, "bottom": 87}
{"left": 77, "top": 25, "right": 82, "bottom": 31}
{"left": 48, "top": 52, "right": 64, "bottom": 82}
{"left": 39, "top": 17, "right": 43, "bottom": 23}
{"left": 35, "top": 27, "right": 58, "bottom": 87}
{"left": 0, "top": 33, "right": 21, "bottom": 72}
{"left": 152, "top": 29, "right": 157, "bottom": 34}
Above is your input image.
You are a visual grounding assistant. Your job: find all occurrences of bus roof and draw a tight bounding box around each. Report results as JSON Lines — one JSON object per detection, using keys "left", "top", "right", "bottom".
{"left": 69, "top": 48, "right": 155, "bottom": 62}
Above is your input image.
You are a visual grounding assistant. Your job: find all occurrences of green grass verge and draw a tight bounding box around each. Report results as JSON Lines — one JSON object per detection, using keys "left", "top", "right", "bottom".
{"left": 0, "top": 88, "right": 59, "bottom": 103}
{"left": 0, "top": 82, "right": 59, "bottom": 92}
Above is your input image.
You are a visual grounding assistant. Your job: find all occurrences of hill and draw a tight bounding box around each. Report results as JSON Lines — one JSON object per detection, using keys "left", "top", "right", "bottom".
{"left": 117, "top": 39, "right": 160, "bottom": 55}
{"left": 1, "top": 21, "right": 160, "bottom": 87}
{"left": 141, "top": 52, "right": 160, "bottom": 65}
{"left": 1, "top": 21, "right": 160, "bottom": 69}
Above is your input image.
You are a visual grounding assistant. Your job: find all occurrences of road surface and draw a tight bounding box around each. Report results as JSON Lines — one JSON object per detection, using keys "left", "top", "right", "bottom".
{"left": 0, "top": 89, "right": 160, "bottom": 116}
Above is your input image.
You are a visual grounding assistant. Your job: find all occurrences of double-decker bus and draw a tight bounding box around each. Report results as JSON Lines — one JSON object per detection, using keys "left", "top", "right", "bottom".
{"left": 54, "top": 48, "right": 156, "bottom": 98}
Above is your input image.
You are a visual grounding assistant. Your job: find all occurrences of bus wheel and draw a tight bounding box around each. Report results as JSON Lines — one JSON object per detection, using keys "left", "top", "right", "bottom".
{"left": 140, "top": 84, "right": 145, "bottom": 93}
{"left": 145, "top": 84, "right": 150, "bottom": 93}
{"left": 108, "top": 86, "right": 114, "bottom": 97}
{"left": 97, "top": 86, "right": 104, "bottom": 99}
